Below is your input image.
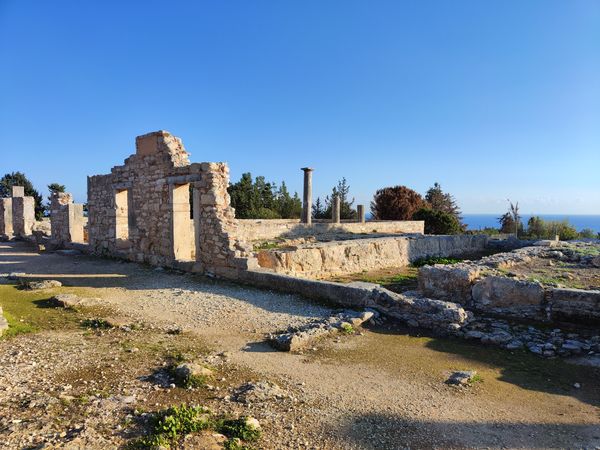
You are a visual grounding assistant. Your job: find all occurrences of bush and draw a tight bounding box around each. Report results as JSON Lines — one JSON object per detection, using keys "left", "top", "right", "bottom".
{"left": 370, "top": 186, "right": 428, "bottom": 220}
{"left": 525, "top": 217, "right": 579, "bottom": 241}
{"left": 413, "top": 208, "right": 462, "bottom": 235}
{"left": 578, "top": 228, "right": 597, "bottom": 239}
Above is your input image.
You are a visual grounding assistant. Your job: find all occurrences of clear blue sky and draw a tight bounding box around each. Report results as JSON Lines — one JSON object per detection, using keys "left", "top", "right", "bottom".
{"left": 1, "top": 1, "right": 598, "bottom": 214}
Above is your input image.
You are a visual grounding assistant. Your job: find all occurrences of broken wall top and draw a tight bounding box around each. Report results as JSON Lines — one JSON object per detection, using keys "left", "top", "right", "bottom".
{"left": 126, "top": 130, "right": 190, "bottom": 168}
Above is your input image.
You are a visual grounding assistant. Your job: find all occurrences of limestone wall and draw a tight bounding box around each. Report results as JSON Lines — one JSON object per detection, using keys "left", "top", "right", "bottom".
{"left": 87, "top": 130, "right": 254, "bottom": 272}
{"left": 50, "top": 192, "right": 85, "bottom": 245}
{"left": 257, "top": 234, "right": 488, "bottom": 277}
{"left": 236, "top": 219, "right": 424, "bottom": 242}
{"left": 418, "top": 244, "right": 600, "bottom": 324}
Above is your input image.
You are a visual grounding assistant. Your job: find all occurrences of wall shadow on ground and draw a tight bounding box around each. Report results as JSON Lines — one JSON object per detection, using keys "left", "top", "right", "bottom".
{"left": 0, "top": 240, "right": 332, "bottom": 319}
{"left": 333, "top": 412, "right": 600, "bottom": 449}
{"left": 367, "top": 323, "right": 600, "bottom": 409}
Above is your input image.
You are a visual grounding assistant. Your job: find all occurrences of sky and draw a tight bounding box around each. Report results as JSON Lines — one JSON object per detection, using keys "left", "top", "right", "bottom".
{"left": 0, "top": 1, "right": 599, "bottom": 214}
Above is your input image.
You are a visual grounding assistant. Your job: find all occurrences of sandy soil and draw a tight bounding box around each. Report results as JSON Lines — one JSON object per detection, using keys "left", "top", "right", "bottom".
{"left": 1, "top": 240, "right": 600, "bottom": 449}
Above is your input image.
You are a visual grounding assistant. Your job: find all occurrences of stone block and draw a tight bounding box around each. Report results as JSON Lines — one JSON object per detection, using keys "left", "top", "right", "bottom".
{"left": 550, "top": 288, "right": 600, "bottom": 322}
{"left": 418, "top": 263, "right": 481, "bottom": 304}
{"left": 11, "top": 186, "right": 24, "bottom": 197}
{"left": 472, "top": 276, "right": 544, "bottom": 309}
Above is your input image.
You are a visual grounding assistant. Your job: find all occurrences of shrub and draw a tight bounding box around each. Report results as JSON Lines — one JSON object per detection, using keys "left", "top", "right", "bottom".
{"left": 578, "top": 228, "right": 596, "bottom": 239}
{"left": 370, "top": 186, "right": 428, "bottom": 220}
{"left": 413, "top": 208, "right": 462, "bottom": 235}
{"left": 525, "top": 217, "right": 579, "bottom": 241}
{"left": 412, "top": 256, "right": 462, "bottom": 267}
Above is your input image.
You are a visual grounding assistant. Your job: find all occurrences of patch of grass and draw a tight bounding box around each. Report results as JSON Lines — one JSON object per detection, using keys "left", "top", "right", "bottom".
{"left": 252, "top": 239, "right": 286, "bottom": 251}
{"left": 330, "top": 267, "right": 419, "bottom": 293}
{"left": 129, "top": 405, "right": 260, "bottom": 449}
{"left": 340, "top": 323, "right": 355, "bottom": 334}
{"left": 223, "top": 439, "right": 255, "bottom": 450}
{"left": 0, "top": 284, "right": 83, "bottom": 338}
{"left": 217, "top": 417, "right": 261, "bottom": 442}
{"left": 571, "top": 246, "right": 600, "bottom": 257}
{"left": 526, "top": 275, "right": 586, "bottom": 289}
{"left": 81, "top": 318, "right": 113, "bottom": 329}
{"left": 412, "top": 256, "right": 462, "bottom": 267}
{"left": 470, "top": 374, "right": 483, "bottom": 383}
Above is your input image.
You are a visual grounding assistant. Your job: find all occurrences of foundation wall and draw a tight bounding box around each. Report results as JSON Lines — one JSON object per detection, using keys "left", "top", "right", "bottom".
{"left": 257, "top": 234, "right": 488, "bottom": 278}
{"left": 418, "top": 247, "right": 600, "bottom": 323}
{"left": 236, "top": 219, "right": 424, "bottom": 242}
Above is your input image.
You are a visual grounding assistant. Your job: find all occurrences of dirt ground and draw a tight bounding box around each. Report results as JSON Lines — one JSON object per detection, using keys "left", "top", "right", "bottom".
{"left": 1, "top": 240, "right": 600, "bottom": 449}
{"left": 505, "top": 256, "right": 600, "bottom": 290}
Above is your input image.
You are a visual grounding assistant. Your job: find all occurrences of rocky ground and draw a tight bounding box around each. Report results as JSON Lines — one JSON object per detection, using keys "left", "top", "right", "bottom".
{"left": 1, "top": 241, "right": 600, "bottom": 449}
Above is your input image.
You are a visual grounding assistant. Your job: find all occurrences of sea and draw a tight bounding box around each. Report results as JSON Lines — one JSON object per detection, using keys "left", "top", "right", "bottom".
{"left": 463, "top": 214, "right": 600, "bottom": 233}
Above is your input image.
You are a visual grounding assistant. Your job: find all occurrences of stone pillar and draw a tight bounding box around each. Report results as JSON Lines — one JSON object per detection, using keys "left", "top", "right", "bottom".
{"left": 12, "top": 186, "right": 24, "bottom": 197}
{"left": 301, "top": 168, "right": 313, "bottom": 225}
{"left": 50, "top": 192, "right": 85, "bottom": 245}
{"left": 357, "top": 205, "right": 365, "bottom": 223}
{"left": 0, "top": 198, "right": 13, "bottom": 238}
{"left": 11, "top": 186, "right": 35, "bottom": 237}
{"left": 332, "top": 195, "right": 341, "bottom": 224}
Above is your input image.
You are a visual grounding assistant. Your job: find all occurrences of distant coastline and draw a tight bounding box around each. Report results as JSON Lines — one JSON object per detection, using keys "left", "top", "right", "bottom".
{"left": 463, "top": 214, "right": 600, "bottom": 233}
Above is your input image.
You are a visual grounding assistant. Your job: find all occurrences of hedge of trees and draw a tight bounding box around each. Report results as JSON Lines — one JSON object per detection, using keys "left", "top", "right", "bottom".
{"left": 371, "top": 182, "right": 464, "bottom": 235}
{"left": 228, "top": 173, "right": 302, "bottom": 219}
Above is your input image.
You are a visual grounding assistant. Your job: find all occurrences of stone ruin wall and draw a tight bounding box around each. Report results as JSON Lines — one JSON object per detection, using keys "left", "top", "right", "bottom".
{"left": 257, "top": 234, "right": 488, "bottom": 278}
{"left": 87, "top": 131, "right": 254, "bottom": 273}
{"left": 50, "top": 192, "right": 85, "bottom": 246}
{"left": 0, "top": 186, "right": 35, "bottom": 239}
{"left": 418, "top": 245, "right": 600, "bottom": 324}
{"left": 235, "top": 218, "right": 425, "bottom": 243}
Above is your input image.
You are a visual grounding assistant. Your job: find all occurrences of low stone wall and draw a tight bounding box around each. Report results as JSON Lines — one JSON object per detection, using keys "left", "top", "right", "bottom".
{"left": 235, "top": 219, "right": 425, "bottom": 242}
{"left": 226, "top": 268, "right": 469, "bottom": 330}
{"left": 257, "top": 234, "right": 488, "bottom": 278}
{"left": 418, "top": 244, "right": 600, "bottom": 323}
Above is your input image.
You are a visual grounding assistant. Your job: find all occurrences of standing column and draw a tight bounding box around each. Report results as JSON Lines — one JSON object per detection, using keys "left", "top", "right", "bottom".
{"left": 332, "top": 195, "right": 341, "bottom": 223}
{"left": 357, "top": 204, "right": 365, "bottom": 223}
{"left": 301, "top": 168, "right": 314, "bottom": 224}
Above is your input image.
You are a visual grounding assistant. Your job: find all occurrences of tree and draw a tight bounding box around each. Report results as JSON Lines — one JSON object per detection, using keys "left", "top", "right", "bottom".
{"left": 371, "top": 185, "right": 428, "bottom": 220}
{"left": 579, "top": 228, "right": 596, "bottom": 239}
{"left": 274, "top": 182, "right": 302, "bottom": 219}
{"left": 526, "top": 216, "right": 545, "bottom": 239}
{"left": 499, "top": 200, "right": 522, "bottom": 236}
{"left": 314, "top": 178, "right": 357, "bottom": 220}
{"left": 228, "top": 173, "right": 302, "bottom": 219}
{"left": 425, "top": 182, "right": 464, "bottom": 228}
{"left": 0, "top": 172, "right": 44, "bottom": 219}
{"left": 413, "top": 208, "right": 462, "bottom": 235}
{"left": 47, "top": 182, "right": 66, "bottom": 205}
{"left": 312, "top": 197, "right": 325, "bottom": 219}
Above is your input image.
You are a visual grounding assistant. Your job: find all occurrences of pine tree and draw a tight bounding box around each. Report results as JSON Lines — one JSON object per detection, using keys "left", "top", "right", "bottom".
{"left": 425, "top": 182, "right": 463, "bottom": 227}
{"left": 47, "top": 182, "right": 66, "bottom": 205}
{"left": 320, "top": 178, "right": 357, "bottom": 220}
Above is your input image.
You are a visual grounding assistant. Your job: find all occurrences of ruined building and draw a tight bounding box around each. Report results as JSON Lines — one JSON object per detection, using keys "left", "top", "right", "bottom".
{"left": 87, "top": 131, "right": 253, "bottom": 274}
